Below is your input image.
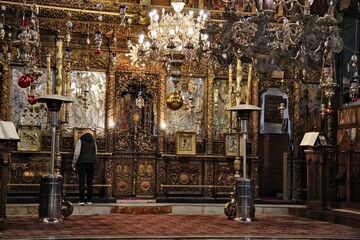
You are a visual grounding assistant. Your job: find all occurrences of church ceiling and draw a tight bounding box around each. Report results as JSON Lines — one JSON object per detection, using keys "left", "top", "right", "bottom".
{"left": 0, "top": 0, "right": 357, "bottom": 63}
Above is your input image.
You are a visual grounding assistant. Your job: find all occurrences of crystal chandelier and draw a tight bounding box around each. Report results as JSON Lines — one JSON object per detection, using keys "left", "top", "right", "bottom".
{"left": 0, "top": 5, "right": 12, "bottom": 64}
{"left": 348, "top": 19, "right": 359, "bottom": 102}
{"left": 12, "top": 2, "right": 44, "bottom": 100}
{"left": 127, "top": 0, "right": 208, "bottom": 65}
{"left": 12, "top": 3, "right": 40, "bottom": 65}
{"left": 349, "top": 55, "right": 359, "bottom": 101}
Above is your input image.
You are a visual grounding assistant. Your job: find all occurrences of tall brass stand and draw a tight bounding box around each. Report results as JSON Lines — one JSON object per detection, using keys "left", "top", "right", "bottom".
{"left": 228, "top": 104, "right": 261, "bottom": 222}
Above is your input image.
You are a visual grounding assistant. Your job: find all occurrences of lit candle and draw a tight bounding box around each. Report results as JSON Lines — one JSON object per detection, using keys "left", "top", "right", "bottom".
{"left": 235, "top": 59, "right": 242, "bottom": 105}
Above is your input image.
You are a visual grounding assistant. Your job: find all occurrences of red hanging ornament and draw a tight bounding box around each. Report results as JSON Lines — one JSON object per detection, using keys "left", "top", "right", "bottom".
{"left": 22, "top": 19, "right": 29, "bottom": 28}
{"left": 325, "top": 108, "right": 335, "bottom": 115}
{"left": 18, "top": 75, "right": 31, "bottom": 88}
{"left": 95, "top": 48, "right": 101, "bottom": 54}
{"left": 27, "top": 95, "right": 38, "bottom": 105}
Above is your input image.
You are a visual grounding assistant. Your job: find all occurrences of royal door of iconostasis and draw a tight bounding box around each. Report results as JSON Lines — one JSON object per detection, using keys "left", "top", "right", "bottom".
{"left": 112, "top": 71, "right": 159, "bottom": 197}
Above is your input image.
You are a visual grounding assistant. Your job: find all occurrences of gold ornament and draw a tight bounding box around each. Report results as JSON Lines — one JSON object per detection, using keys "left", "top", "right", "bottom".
{"left": 166, "top": 92, "right": 183, "bottom": 110}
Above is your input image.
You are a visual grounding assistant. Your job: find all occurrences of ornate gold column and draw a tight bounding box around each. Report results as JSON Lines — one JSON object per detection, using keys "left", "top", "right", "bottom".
{"left": 106, "top": 68, "right": 115, "bottom": 152}
{"left": 156, "top": 71, "right": 166, "bottom": 197}
{"left": 293, "top": 78, "right": 302, "bottom": 200}
{"left": 246, "top": 64, "right": 252, "bottom": 104}
{"left": 251, "top": 77, "right": 260, "bottom": 198}
{"left": 227, "top": 65, "right": 233, "bottom": 130}
{"left": 63, "top": 52, "right": 71, "bottom": 124}
{"left": 206, "top": 69, "right": 215, "bottom": 155}
{"left": 251, "top": 77, "right": 259, "bottom": 155}
{"left": 158, "top": 71, "right": 166, "bottom": 153}
{"left": 0, "top": 63, "right": 10, "bottom": 120}
{"left": 293, "top": 79, "right": 301, "bottom": 158}
{"left": 104, "top": 65, "right": 115, "bottom": 198}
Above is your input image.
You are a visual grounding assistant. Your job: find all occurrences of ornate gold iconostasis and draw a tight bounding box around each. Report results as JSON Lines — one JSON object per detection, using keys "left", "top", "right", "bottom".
{"left": 0, "top": 0, "right": 358, "bottom": 206}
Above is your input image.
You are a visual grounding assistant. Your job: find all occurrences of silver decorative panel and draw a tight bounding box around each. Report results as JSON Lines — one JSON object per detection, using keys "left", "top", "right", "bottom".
{"left": 68, "top": 71, "right": 106, "bottom": 137}
{"left": 9, "top": 66, "right": 51, "bottom": 129}
{"left": 165, "top": 77, "right": 204, "bottom": 137}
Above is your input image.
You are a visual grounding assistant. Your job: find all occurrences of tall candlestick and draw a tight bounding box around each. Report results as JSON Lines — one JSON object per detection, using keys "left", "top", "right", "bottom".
{"left": 46, "top": 51, "right": 52, "bottom": 94}
{"left": 246, "top": 64, "right": 252, "bottom": 104}
{"left": 236, "top": 59, "right": 242, "bottom": 105}
{"left": 227, "top": 64, "right": 233, "bottom": 130}
{"left": 55, "top": 37, "right": 63, "bottom": 95}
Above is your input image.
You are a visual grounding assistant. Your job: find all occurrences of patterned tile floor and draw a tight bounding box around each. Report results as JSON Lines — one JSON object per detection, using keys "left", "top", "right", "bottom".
{"left": 1, "top": 214, "right": 360, "bottom": 240}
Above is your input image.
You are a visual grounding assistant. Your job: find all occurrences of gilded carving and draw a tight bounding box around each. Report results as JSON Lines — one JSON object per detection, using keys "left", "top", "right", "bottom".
{"left": 212, "top": 142, "right": 225, "bottom": 155}
{"left": 71, "top": 49, "right": 108, "bottom": 70}
{"left": 114, "top": 129, "right": 133, "bottom": 151}
{"left": 113, "top": 126, "right": 156, "bottom": 152}
{"left": 113, "top": 157, "right": 133, "bottom": 196}
{"left": 204, "top": 160, "right": 214, "bottom": 197}
{"left": 206, "top": 70, "right": 215, "bottom": 154}
{"left": 115, "top": 71, "right": 159, "bottom": 98}
{"left": 215, "top": 162, "right": 234, "bottom": 194}
{"left": 156, "top": 159, "right": 166, "bottom": 196}
{"left": 104, "top": 158, "right": 113, "bottom": 197}
{"left": 9, "top": 158, "right": 49, "bottom": 191}
{"left": 136, "top": 159, "right": 156, "bottom": 196}
{"left": 167, "top": 161, "right": 202, "bottom": 194}
{"left": 0, "top": 63, "right": 9, "bottom": 120}
{"left": 196, "top": 141, "right": 206, "bottom": 154}
{"left": 251, "top": 158, "right": 259, "bottom": 198}
{"left": 41, "top": 136, "right": 52, "bottom": 151}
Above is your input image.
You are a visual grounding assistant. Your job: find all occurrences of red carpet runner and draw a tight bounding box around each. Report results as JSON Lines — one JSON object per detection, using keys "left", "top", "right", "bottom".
{"left": 1, "top": 214, "right": 360, "bottom": 239}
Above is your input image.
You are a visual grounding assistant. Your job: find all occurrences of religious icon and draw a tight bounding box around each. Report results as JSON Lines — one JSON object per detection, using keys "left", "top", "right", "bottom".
{"left": 180, "top": 138, "right": 191, "bottom": 150}
{"left": 176, "top": 132, "right": 196, "bottom": 155}
{"left": 225, "top": 133, "right": 244, "bottom": 156}
{"left": 17, "top": 125, "right": 41, "bottom": 151}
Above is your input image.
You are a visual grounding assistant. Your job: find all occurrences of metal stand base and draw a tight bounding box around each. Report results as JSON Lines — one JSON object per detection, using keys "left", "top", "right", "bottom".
{"left": 37, "top": 217, "right": 63, "bottom": 223}
{"left": 234, "top": 178, "right": 256, "bottom": 222}
{"left": 38, "top": 174, "right": 63, "bottom": 223}
{"left": 234, "top": 217, "right": 257, "bottom": 222}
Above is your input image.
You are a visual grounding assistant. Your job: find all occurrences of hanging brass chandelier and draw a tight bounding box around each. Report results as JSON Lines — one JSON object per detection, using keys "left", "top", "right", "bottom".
{"left": 229, "top": 0, "right": 343, "bottom": 73}
{"left": 198, "top": 0, "right": 343, "bottom": 114}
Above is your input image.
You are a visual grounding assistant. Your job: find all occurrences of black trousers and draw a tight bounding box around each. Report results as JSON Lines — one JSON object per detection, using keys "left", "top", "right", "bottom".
{"left": 77, "top": 162, "right": 96, "bottom": 202}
